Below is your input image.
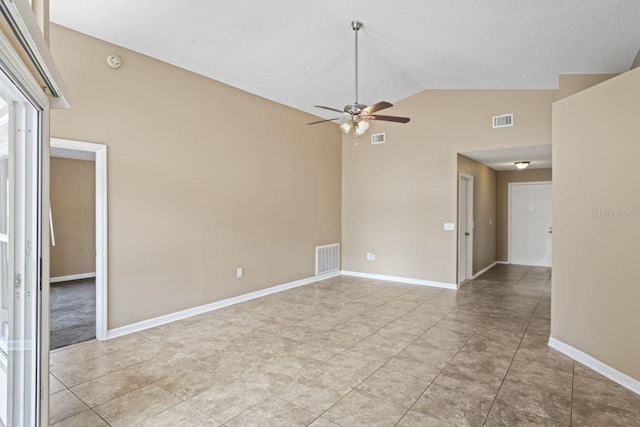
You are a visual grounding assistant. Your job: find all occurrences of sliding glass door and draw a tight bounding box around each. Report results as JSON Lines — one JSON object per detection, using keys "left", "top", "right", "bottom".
{"left": 0, "top": 65, "right": 41, "bottom": 427}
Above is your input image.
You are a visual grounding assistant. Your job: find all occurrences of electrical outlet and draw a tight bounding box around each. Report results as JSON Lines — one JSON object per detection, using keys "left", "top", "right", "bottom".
{"left": 366, "top": 253, "right": 372, "bottom": 260}
{"left": 371, "top": 254, "right": 376, "bottom": 261}
{"left": 444, "top": 223, "right": 455, "bottom": 231}
{"left": 366, "top": 253, "right": 376, "bottom": 261}
{"left": 236, "top": 267, "right": 243, "bottom": 278}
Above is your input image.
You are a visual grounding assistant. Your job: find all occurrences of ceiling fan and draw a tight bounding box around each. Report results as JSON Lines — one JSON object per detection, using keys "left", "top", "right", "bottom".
{"left": 308, "top": 21, "right": 410, "bottom": 136}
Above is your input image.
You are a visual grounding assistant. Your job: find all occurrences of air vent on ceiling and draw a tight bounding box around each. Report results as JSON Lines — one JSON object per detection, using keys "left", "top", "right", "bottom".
{"left": 492, "top": 114, "right": 514, "bottom": 128}
{"left": 371, "top": 133, "right": 385, "bottom": 144}
{"left": 315, "top": 243, "right": 340, "bottom": 275}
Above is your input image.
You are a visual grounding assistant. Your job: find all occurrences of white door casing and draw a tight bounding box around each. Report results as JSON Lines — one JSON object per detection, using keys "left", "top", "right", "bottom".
{"left": 509, "top": 182, "right": 552, "bottom": 267}
{"left": 50, "top": 139, "right": 108, "bottom": 341}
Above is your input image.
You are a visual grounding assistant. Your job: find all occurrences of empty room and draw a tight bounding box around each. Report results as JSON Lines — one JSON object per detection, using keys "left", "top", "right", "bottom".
{"left": 0, "top": 1, "right": 639, "bottom": 426}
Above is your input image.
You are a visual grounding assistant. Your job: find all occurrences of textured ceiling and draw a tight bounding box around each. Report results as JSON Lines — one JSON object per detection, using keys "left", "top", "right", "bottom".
{"left": 462, "top": 145, "right": 552, "bottom": 171}
{"left": 50, "top": 1, "right": 640, "bottom": 118}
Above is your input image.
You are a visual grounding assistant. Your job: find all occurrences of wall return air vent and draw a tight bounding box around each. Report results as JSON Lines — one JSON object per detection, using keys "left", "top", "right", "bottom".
{"left": 315, "top": 243, "right": 340, "bottom": 275}
{"left": 371, "top": 133, "right": 385, "bottom": 144}
{"left": 492, "top": 114, "right": 514, "bottom": 128}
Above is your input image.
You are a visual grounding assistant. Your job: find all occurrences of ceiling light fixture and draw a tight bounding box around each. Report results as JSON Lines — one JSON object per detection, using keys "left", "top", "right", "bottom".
{"left": 307, "top": 22, "right": 410, "bottom": 137}
{"left": 515, "top": 161, "right": 530, "bottom": 169}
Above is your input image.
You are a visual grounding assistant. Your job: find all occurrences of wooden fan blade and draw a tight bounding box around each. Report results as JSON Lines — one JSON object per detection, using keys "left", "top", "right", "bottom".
{"left": 364, "top": 114, "right": 410, "bottom": 124}
{"left": 307, "top": 117, "right": 343, "bottom": 125}
{"left": 362, "top": 101, "right": 393, "bottom": 115}
{"left": 314, "top": 105, "right": 345, "bottom": 114}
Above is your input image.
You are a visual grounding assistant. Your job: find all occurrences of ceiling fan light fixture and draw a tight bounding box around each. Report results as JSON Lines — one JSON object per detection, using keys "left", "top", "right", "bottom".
{"left": 340, "top": 122, "right": 353, "bottom": 134}
{"left": 354, "top": 120, "right": 369, "bottom": 136}
{"left": 515, "top": 161, "right": 530, "bottom": 169}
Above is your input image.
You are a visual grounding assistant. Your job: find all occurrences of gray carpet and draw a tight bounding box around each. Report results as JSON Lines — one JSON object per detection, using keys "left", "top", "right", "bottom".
{"left": 50, "top": 279, "right": 96, "bottom": 350}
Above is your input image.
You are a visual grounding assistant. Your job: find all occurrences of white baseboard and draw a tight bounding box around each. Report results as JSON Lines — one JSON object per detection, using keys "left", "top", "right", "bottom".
{"left": 106, "top": 271, "right": 342, "bottom": 340}
{"left": 496, "top": 261, "right": 509, "bottom": 264}
{"left": 548, "top": 337, "right": 640, "bottom": 396}
{"left": 472, "top": 261, "right": 498, "bottom": 279}
{"left": 50, "top": 272, "right": 96, "bottom": 283}
{"left": 340, "top": 270, "right": 458, "bottom": 290}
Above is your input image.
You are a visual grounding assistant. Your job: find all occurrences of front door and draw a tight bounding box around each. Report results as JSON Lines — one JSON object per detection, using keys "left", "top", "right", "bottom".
{"left": 509, "top": 182, "right": 552, "bottom": 267}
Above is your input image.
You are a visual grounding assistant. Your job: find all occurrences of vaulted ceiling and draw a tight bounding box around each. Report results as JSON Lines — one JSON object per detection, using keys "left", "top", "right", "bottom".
{"left": 50, "top": 0, "right": 640, "bottom": 118}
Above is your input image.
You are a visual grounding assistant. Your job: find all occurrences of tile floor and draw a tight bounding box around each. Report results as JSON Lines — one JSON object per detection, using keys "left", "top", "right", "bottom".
{"left": 49, "top": 265, "right": 640, "bottom": 426}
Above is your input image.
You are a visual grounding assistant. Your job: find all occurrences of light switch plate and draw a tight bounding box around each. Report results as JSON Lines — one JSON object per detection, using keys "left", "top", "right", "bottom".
{"left": 444, "top": 223, "right": 455, "bottom": 231}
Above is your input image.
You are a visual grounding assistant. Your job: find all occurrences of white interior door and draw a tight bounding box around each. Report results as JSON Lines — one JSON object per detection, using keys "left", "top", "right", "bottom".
{"left": 509, "top": 182, "right": 552, "bottom": 267}
{"left": 458, "top": 174, "right": 473, "bottom": 282}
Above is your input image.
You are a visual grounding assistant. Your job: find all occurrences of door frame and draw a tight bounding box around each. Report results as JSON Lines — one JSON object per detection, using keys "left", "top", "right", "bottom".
{"left": 458, "top": 172, "right": 474, "bottom": 284}
{"left": 50, "top": 138, "right": 108, "bottom": 341}
{"left": 507, "top": 181, "right": 552, "bottom": 265}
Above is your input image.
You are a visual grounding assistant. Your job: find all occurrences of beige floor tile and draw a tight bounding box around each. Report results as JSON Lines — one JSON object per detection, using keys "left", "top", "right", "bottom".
{"left": 275, "top": 371, "right": 352, "bottom": 414}
{"left": 50, "top": 342, "right": 105, "bottom": 370}
{"left": 226, "top": 396, "right": 317, "bottom": 426}
{"left": 51, "top": 409, "right": 108, "bottom": 427}
{"left": 50, "top": 374, "right": 66, "bottom": 394}
{"left": 409, "top": 384, "right": 492, "bottom": 427}
{"left": 356, "top": 367, "right": 429, "bottom": 410}
{"left": 49, "top": 390, "right": 89, "bottom": 424}
{"left": 93, "top": 384, "right": 181, "bottom": 427}
{"left": 307, "top": 417, "right": 342, "bottom": 427}
{"left": 134, "top": 402, "right": 221, "bottom": 426}
{"left": 397, "top": 410, "right": 455, "bottom": 427}
{"left": 95, "top": 333, "right": 155, "bottom": 354}
{"left": 52, "top": 354, "right": 125, "bottom": 387}
{"left": 495, "top": 378, "right": 572, "bottom": 424}
{"left": 131, "top": 351, "right": 202, "bottom": 382}
{"left": 433, "top": 364, "right": 504, "bottom": 401}
{"left": 110, "top": 340, "right": 167, "bottom": 366}
{"left": 156, "top": 363, "right": 235, "bottom": 400}
{"left": 484, "top": 403, "right": 566, "bottom": 427}
{"left": 572, "top": 373, "right": 640, "bottom": 416}
{"left": 323, "top": 390, "right": 407, "bottom": 427}
{"left": 571, "top": 399, "right": 640, "bottom": 427}
{"left": 505, "top": 359, "right": 573, "bottom": 395}
{"left": 70, "top": 369, "right": 150, "bottom": 407}
{"left": 313, "top": 354, "right": 382, "bottom": 388}
{"left": 188, "top": 377, "right": 270, "bottom": 422}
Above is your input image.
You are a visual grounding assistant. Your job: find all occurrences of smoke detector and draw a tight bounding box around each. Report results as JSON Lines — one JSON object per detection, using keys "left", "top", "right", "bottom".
{"left": 106, "top": 55, "right": 122, "bottom": 69}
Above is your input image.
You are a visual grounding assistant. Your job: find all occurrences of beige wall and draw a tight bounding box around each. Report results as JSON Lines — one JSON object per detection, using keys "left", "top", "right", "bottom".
{"left": 342, "top": 89, "right": 557, "bottom": 284}
{"left": 49, "top": 25, "right": 342, "bottom": 329}
{"left": 558, "top": 74, "right": 617, "bottom": 100}
{"left": 457, "top": 155, "right": 496, "bottom": 276}
{"left": 496, "top": 168, "right": 552, "bottom": 262}
{"left": 50, "top": 157, "right": 96, "bottom": 277}
{"left": 552, "top": 67, "right": 640, "bottom": 381}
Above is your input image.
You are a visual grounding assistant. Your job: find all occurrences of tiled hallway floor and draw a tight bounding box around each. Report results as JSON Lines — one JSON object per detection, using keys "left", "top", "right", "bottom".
{"left": 49, "top": 265, "right": 640, "bottom": 426}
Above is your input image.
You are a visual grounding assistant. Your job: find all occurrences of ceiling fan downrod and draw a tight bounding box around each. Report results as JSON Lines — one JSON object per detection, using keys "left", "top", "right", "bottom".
{"left": 347, "top": 21, "right": 367, "bottom": 117}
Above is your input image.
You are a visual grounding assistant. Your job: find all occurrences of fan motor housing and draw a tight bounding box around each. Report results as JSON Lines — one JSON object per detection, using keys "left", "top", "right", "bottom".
{"left": 345, "top": 103, "right": 367, "bottom": 115}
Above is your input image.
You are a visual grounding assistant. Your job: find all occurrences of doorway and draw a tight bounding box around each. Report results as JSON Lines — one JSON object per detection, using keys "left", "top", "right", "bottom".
{"left": 458, "top": 173, "right": 473, "bottom": 284}
{"left": 50, "top": 139, "right": 108, "bottom": 343}
{"left": 509, "top": 182, "right": 552, "bottom": 267}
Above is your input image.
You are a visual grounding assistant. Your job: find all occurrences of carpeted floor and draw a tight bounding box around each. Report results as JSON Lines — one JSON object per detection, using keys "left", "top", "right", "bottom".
{"left": 50, "top": 279, "right": 95, "bottom": 350}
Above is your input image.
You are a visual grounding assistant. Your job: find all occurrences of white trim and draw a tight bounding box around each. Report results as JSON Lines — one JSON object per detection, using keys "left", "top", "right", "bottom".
{"left": 0, "top": 0, "right": 70, "bottom": 108}
{"left": 106, "top": 271, "right": 342, "bottom": 339}
{"left": 49, "top": 273, "right": 96, "bottom": 284}
{"left": 471, "top": 261, "right": 498, "bottom": 279}
{"left": 548, "top": 337, "right": 640, "bottom": 396}
{"left": 0, "top": 19, "right": 49, "bottom": 109}
{"left": 50, "top": 138, "right": 108, "bottom": 340}
{"left": 341, "top": 270, "right": 458, "bottom": 290}
{"left": 508, "top": 181, "right": 552, "bottom": 265}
